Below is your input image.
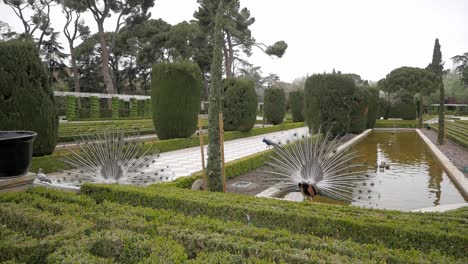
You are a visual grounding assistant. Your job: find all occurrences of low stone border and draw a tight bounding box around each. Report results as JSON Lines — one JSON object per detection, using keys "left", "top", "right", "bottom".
{"left": 416, "top": 129, "right": 468, "bottom": 200}
{"left": 256, "top": 129, "right": 372, "bottom": 199}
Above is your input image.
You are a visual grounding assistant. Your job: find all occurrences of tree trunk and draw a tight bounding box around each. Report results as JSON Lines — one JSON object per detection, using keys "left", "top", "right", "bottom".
{"left": 97, "top": 21, "right": 114, "bottom": 109}
{"left": 437, "top": 81, "right": 445, "bottom": 145}
{"left": 418, "top": 94, "right": 423, "bottom": 128}
{"left": 226, "top": 31, "right": 235, "bottom": 77}
{"left": 69, "top": 45, "right": 80, "bottom": 92}
{"left": 223, "top": 43, "right": 232, "bottom": 78}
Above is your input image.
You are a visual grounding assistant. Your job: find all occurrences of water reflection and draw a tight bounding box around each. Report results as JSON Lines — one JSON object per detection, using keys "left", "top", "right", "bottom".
{"left": 310, "top": 131, "right": 465, "bottom": 211}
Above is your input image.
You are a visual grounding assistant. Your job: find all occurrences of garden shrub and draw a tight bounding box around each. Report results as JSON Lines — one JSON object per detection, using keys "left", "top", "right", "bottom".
{"left": 263, "top": 87, "right": 286, "bottom": 125}
{"left": 151, "top": 62, "right": 203, "bottom": 139}
{"left": 0, "top": 40, "right": 58, "bottom": 156}
{"left": 65, "top": 96, "right": 77, "bottom": 120}
{"left": 389, "top": 100, "right": 417, "bottom": 120}
{"left": 90, "top": 96, "right": 100, "bottom": 119}
{"left": 366, "top": 88, "right": 380, "bottom": 128}
{"left": 289, "top": 90, "right": 304, "bottom": 122}
{"left": 349, "top": 86, "right": 369, "bottom": 134}
{"left": 304, "top": 74, "right": 355, "bottom": 137}
{"left": 222, "top": 78, "right": 257, "bottom": 132}
{"left": 145, "top": 99, "right": 152, "bottom": 118}
{"left": 130, "top": 98, "right": 138, "bottom": 118}
{"left": 111, "top": 97, "right": 119, "bottom": 119}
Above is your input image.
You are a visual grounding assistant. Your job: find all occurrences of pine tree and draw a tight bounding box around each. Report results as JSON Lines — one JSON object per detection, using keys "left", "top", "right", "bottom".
{"left": 206, "top": 1, "right": 224, "bottom": 192}
{"left": 428, "top": 39, "right": 444, "bottom": 145}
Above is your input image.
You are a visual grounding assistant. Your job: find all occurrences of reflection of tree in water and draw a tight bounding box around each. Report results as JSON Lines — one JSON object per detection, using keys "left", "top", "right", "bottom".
{"left": 378, "top": 132, "right": 421, "bottom": 164}
{"left": 427, "top": 157, "right": 443, "bottom": 206}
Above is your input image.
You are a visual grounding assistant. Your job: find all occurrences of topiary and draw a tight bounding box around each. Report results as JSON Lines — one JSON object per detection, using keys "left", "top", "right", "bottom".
{"left": 263, "top": 87, "right": 286, "bottom": 125}
{"left": 145, "top": 99, "right": 152, "bottom": 118}
{"left": 390, "top": 100, "right": 417, "bottom": 120}
{"left": 112, "top": 97, "right": 120, "bottom": 119}
{"left": 66, "top": 95, "right": 77, "bottom": 120}
{"left": 151, "top": 62, "right": 203, "bottom": 139}
{"left": 129, "top": 98, "right": 138, "bottom": 118}
{"left": 0, "top": 40, "right": 58, "bottom": 156}
{"left": 349, "top": 86, "right": 369, "bottom": 134}
{"left": 90, "top": 96, "right": 100, "bottom": 118}
{"left": 222, "top": 78, "right": 257, "bottom": 132}
{"left": 289, "top": 90, "right": 304, "bottom": 122}
{"left": 366, "top": 88, "right": 380, "bottom": 128}
{"left": 304, "top": 74, "right": 355, "bottom": 137}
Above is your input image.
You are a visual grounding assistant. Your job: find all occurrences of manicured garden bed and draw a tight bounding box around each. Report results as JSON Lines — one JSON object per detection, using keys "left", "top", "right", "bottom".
{"left": 431, "top": 120, "right": 468, "bottom": 149}
{"left": 0, "top": 186, "right": 465, "bottom": 263}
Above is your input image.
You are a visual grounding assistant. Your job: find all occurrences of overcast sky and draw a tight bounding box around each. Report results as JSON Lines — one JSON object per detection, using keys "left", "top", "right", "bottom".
{"left": 1, "top": 0, "right": 467, "bottom": 83}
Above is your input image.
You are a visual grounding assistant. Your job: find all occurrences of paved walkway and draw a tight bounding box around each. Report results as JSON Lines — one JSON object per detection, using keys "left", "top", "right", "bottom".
{"left": 145, "top": 127, "right": 309, "bottom": 179}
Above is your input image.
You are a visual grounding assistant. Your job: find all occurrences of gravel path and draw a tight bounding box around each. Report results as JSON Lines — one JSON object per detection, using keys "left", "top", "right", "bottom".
{"left": 420, "top": 129, "right": 468, "bottom": 178}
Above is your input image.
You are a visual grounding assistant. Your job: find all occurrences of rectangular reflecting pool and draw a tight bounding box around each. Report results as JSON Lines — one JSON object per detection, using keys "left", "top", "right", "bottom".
{"left": 348, "top": 131, "right": 465, "bottom": 210}
{"left": 280, "top": 131, "right": 467, "bottom": 211}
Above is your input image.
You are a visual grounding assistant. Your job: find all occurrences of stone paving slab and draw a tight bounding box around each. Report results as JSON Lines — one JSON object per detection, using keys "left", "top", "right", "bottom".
{"left": 143, "top": 127, "right": 309, "bottom": 179}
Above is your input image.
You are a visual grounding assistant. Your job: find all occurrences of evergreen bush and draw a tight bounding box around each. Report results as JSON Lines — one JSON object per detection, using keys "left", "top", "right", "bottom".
{"left": 130, "top": 98, "right": 138, "bottom": 118}
{"left": 111, "top": 97, "right": 120, "bottom": 119}
{"left": 349, "top": 86, "right": 369, "bottom": 134}
{"left": 66, "top": 96, "right": 77, "bottom": 120}
{"left": 145, "top": 99, "right": 152, "bottom": 118}
{"left": 289, "top": 90, "right": 304, "bottom": 122}
{"left": 222, "top": 78, "right": 257, "bottom": 132}
{"left": 263, "top": 87, "right": 286, "bottom": 125}
{"left": 304, "top": 74, "right": 355, "bottom": 137}
{"left": 90, "top": 96, "right": 100, "bottom": 119}
{"left": 151, "top": 62, "right": 203, "bottom": 139}
{"left": 366, "top": 88, "right": 380, "bottom": 128}
{"left": 0, "top": 41, "right": 58, "bottom": 156}
{"left": 390, "top": 100, "right": 417, "bottom": 120}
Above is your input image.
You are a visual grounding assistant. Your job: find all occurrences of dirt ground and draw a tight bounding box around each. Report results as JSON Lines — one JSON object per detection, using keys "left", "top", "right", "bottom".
{"left": 420, "top": 129, "right": 468, "bottom": 178}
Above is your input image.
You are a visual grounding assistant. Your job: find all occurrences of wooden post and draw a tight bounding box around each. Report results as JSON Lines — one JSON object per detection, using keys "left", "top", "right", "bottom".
{"left": 198, "top": 115, "right": 207, "bottom": 191}
{"left": 219, "top": 113, "right": 226, "bottom": 192}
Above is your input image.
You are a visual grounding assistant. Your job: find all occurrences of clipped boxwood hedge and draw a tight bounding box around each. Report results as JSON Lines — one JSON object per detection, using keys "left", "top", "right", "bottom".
{"left": 222, "top": 78, "right": 258, "bottom": 132}
{"left": 0, "top": 188, "right": 465, "bottom": 263}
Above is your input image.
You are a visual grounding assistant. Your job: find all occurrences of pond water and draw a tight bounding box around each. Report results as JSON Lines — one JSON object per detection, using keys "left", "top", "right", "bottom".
{"left": 280, "top": 131, "right": 466, "bottom": 211}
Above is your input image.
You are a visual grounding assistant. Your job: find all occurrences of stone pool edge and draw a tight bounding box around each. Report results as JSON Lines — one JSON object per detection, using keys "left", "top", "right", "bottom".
{"left": 416, "top": 129, "right": 468, "bottom": 200}
{"left": 256, "top": 129, "right": 373, "bottom": 199}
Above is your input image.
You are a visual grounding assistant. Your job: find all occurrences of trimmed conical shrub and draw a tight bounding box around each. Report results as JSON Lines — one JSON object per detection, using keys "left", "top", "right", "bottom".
{"left": 289, "top": 90, "right": 304, "bottom": 122}
{"left": 151, "top": 62, "right": 203, "bottom": 139}
{"left": 264, "top": 87, "right": 286, "bottom": 125}
{"left": 0, "top": 40, "right": 58, "bottom": 156}
{"left": 222, "top": 78, "right": 257, "bottom": 132}
{"left": 304, "top": 74, "right": 355, "bottom": 137}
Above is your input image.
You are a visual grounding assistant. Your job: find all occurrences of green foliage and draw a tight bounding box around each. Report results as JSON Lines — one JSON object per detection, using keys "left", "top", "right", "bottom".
{"left": 206, "top": 3, "right": 224, "bottom": 192}
{"left": 130, "top": 98, "right": 138, "bottom": 118}
{"left": 89, "top": 96, "right": 100, "bottom": 119}
{"left": 66, "top": 96, "right": 77, "bottom": 120}
{"left": 263, "top": 87, "right": 286, "bottom": 125}
{"left": 111, "top": 97, "right": 120, "bottom": 119}
{"left": 374, "top": 120, "right": 417, "bottom": 128}
{"left": 349, "top": 87, "right": 369, "bottom": 134}
{"left": 366, "top": 88, "right": 380, "bottom": 128}
{"left": 389, "top": 101, "right": 417, "bottom": 120}
{"left": 289, "top": 90, "right": 304, "bottom": 122}
{"left": 265, "top": 40, "right": 288, "bottom": 58}
{"left": 0, "top": 40, "right": 58, "bottom": 156}
{"left": 304, "top": 74, "right": 355, "bottom": 137}
{"left": 222, "top": 78, "right": 257, "bottom": 132}
{"left": 82, "top": 184, "right": 467, "bottom": 260}
{"left": 431, "top": 121, "right": 468, "bottom": 149}
{"left": 151, "top": 62, "right": 203, "bottom": 140}
{"left": 145, "top": 99, "right": 152, "bottom": 118}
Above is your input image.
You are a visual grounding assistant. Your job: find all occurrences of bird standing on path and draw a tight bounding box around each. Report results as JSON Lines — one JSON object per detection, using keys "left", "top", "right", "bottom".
{"left": 36, "top": 168, "right": 52, "bottom": 184}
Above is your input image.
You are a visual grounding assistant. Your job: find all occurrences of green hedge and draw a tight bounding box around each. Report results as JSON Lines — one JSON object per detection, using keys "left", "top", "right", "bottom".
{"left": 349, "top": 86, "right": 369, "bottom": 133}
{"left": 289, "top": 90, "right": 304, "bottom": 122}
{"left": 222, "top": 78, "right": 257, "bottom": 132}
{"left": 389, "top": 100, "right": 417, "bottom": 120}
{"left": 374, "top": 120, "right": 417, "bottom": 128}
{"left": 65, "top": 96, "right": 77, "bottom": 120}
{"left": 263, "top": 87, "right": 286, "bottom": 125}
{"left": 90, "top": 96, "right": 100, "bottom": 119}
{"left": 152, "top": 62, "right": 203, "bottom": 140}
{"left": 304, "top": 74, "right": 355, "bottom": 137}
{"left": 82, "top": 184, "right": 467, "bottom": 259}
{"left": 130, "top": 98, "right": 138, "bottom": 118}
{"left": 366, "top": 88, "right": 380, "bottom": 128}
{"left": 0, "top": 40, "right": 59, "bottom": 156}
{"left": 111, "top": 97, "right": 119, "bottom": 119}
{"left": 0, "top": 188, "right": 463, "bottom": 263}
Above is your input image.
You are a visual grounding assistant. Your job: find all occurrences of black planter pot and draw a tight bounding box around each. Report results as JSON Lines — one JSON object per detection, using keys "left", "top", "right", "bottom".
{"left": 0, "top": 131, "right": 37, "bottom": 177}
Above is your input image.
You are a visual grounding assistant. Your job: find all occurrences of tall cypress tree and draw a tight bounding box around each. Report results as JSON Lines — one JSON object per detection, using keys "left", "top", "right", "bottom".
{"left": 428, "top": 39, "right": 444, "bottom": 145}
{"left": 206, "top": 1, "right": 224, "bottom": 192}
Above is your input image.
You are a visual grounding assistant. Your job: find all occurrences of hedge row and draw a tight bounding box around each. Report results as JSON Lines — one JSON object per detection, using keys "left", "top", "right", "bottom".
{"left": 374, "top": 119, "right": 418, "bottom": 128}
{"left": 32, "top": 122, "right": 305, "bottom": 173}
{"left": 0, "top": 189, "right": 464, "bottom": 263}
{"left": 431, "top": 121, "right": 468, "bottom": 149}
{"left": 82, "top": 184, "right": 468, "bottom": 259}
